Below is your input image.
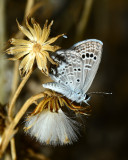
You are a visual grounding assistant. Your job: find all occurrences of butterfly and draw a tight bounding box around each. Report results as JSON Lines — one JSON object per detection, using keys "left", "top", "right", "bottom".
{"left": 43, "top": 39, "right": 103, "bottom": 104}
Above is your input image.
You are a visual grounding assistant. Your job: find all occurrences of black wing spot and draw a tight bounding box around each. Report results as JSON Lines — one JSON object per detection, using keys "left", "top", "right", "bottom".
{"left": 70, "top": 81, "right": 73, "bottom": 84}
{"left": 66, "top": 82, "right": 68, "bottom": 84}
{"left": 94, "top": 56, "right": 97, "bottom": 60}
{"left": 77, "top": 79, "right": 80, "bottom": 82}
{"left": 74, "top": 68, "right": 77, "bottom": 71}
{"left": 61, "top": 72, "right": 64, "bottom": 74}
{"left": 78, "top": 68, "right": 81, "bottom": 71}
{"left": 86, "top": 53, "right": 89, "bottom": 58}
{"left": 82, "top": 54, "right": 85, "bottom": 59}
{"left": 90, "top": 53, "right": 93, "bottom": 57}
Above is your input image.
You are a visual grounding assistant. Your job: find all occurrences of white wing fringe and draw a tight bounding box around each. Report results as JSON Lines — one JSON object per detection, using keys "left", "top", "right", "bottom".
{"left": 25, "top": 109, "right": 78, "bottom": 145}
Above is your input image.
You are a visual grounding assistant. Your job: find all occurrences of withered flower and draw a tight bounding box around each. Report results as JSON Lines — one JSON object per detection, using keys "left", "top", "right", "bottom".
{"left": 6, "top": 18, "right": 64, "bottom": 76}
{"left": 24, "top": 90, "right": 91, "bottom": 145}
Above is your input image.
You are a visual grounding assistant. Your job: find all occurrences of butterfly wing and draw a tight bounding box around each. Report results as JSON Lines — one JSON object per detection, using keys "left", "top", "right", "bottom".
{"left": 43, "top": 49, "right": 74, "bottom": 96}
{"left": 43, "top": 82, "right": 71, "bottom": 97}
{"left": 70, "top": 39, "right": 103, "bottom": 93}
{"left": 50, "top": 49, "right": 83, "bottom": 92}
{"left": 43, "top": 39, "right": 103, "bottom": 98}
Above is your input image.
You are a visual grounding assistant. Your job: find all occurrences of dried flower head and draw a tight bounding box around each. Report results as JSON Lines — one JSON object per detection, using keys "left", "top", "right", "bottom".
{"left": 24, "top": 90, "right": 91, "bottom": 145}
{"left": 25, "top": 108, "right": 78, "bottom": 145}
{"left": 6, "top": 18, "right": 64, "bottom": 76}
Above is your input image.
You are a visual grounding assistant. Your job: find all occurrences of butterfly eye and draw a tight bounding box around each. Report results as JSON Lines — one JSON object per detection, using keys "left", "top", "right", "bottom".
{"left": 85, "top": 94, "right": 90, "bottom": 101}
{"left": 94, "top": 56, "right": 97, "bottom": 60}
{"left": 82, "top": 54, "right": 85, "bottom": 59}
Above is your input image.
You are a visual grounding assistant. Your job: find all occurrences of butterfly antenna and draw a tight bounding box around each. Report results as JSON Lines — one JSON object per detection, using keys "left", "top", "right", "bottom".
{"left": 88, "top": 92, "right": 112, "bottom": 96}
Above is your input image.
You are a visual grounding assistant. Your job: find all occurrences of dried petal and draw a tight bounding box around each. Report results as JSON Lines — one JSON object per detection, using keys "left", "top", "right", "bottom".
{"left": 10, "top": 38, "right": 32, "bottom": 46}
{"left": 19, "top": 53, "right": 35, "bottom": 74}
{"left": 16, "top": 19, "right": 34, "bottom": 41}
{"left": 40, "top": 20, "right": 53, "bottom": 43}
{"left": 26, "top": 18, "right": 36, "bottom": 39}
{"left": 42, "top": 44, "right": 61, "bottom": 52}
{"left": 47, "top": 34, "right": 64, "bottom": 44}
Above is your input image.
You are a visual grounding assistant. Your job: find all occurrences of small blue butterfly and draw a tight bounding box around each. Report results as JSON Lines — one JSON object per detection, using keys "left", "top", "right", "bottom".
{"left": 43, "top": 39, "right": 103, "bottom": 104}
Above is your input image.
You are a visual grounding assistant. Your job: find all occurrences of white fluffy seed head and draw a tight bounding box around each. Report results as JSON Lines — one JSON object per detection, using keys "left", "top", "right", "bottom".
{"left": 25, "top": 109, "right": 79, "bottom": 145}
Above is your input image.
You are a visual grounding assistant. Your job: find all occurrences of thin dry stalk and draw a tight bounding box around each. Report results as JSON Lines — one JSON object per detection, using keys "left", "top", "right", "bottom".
{"left": 27, "top": 149, "right": 50, "bottom": 160}
{"left": 0, "top": 0, "right": 6, "bottom": 104}
{"left": 10, "top": 61, "right": 19, "bottom": 101}
{"left": 0, "top": 93, "right": 45, "bottom": 158}
{"left": 9, "top": 68, "right": 32, "bottom": 160}
{"left": 8, "top": 69, "right": 33, "bottom": 120}
{"left": 10, "top": 138, "right": 16, "bottom": 160}
{"left": 24, "top": 0, "right": 34, "bottom": 19}
{"left": 27, "top": 2, "right": 44, "bottom": 19}
{"left": 76, "top": 0, "right": 94, "bottom": 41}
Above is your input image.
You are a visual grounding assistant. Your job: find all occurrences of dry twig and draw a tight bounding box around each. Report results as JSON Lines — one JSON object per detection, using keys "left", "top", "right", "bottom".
{"left": 76, "top": 0, "right": 94, "bottom": 41}
{"left": 0, "top": 93, "right": 45, "bottom": 158}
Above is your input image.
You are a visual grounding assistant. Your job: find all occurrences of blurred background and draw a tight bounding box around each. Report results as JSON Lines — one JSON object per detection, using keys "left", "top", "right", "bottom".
{"left": 0, "top": 0, "right": 128, "bottom": 159}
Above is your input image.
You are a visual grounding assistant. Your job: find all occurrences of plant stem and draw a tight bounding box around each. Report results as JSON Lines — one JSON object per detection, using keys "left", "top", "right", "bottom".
{"left": 24, "top": 0, "right": 34, "bottom": 20}
{"left": 0, "top": 93, "right": 44, "bottom": 158}
{"left": 8, "top": 69, "right": 33, "bottom": 120}
{"left": 76, "top": 0, "right": 94, "bottom": 41}
{"left": 10, "top": 138, "right": 16, "bottom": 160}
{"left": 0, "top": 0, "right": 6, "bottom": 104}
{"left": 10, "top": 61, "right": 19, "bottom": 102}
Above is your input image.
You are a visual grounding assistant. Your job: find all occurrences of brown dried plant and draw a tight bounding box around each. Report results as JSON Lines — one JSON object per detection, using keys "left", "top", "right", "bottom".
{"left": 0, "top": 0, "right": 94, "bottom": 158}
{"left": 0, "top": 4, "right": 64, "bottom": 160}
{"left": 6, "top": 18, "right": 64, "bottom": 76}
